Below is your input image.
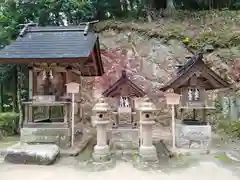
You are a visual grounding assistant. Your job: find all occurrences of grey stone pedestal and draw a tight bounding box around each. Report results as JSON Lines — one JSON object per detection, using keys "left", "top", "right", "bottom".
{"left": 93, "top": 120, "right": 110, "bottom": 162}
{"left": 139, "top": 120, "right": 158, "bottom": 162}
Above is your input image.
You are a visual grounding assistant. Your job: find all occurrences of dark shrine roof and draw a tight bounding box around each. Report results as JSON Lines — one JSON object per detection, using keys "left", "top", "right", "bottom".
{"left": 0, "top": 25, "right": 104, "bottom": 76}
{"left": 160, "top": 53, "right": 230, "bottom": 91}
{"left": 0, "top": 25, "right": 98, "bottom": 60}
{"left": 102, "top": 70, "right": 146, "bottom": 97}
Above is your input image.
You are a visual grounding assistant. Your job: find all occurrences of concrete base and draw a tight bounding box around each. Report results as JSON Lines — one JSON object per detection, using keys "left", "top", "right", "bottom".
{"left": 139, "top": 145, "right": 158, "bottom": 162}
{"left": 92, "top": 145, "right": 110, "bottom": 162}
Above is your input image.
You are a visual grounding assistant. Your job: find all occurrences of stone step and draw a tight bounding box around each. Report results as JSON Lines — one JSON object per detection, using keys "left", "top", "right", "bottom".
{"left": 118, "top": 121, "right": 131, "bottom": 124}
{"left": 118, "top": 124, "right": 132, "bottom": 128}
{"left": 109, "top": 129, "right": 139, "bottom": 151}
{"left": 118, "top": 120, "right": 131, "bottom": 124}
{"left": 111, "top": 141, "right": 139, "bottom": 150}
{"left": 115, "top": 149, "right": 138, "bottom": 158}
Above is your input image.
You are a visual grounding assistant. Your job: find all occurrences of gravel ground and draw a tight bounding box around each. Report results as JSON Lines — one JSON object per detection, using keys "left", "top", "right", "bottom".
{"left": 0, "top": 160, "right": 239, "bottom": 180}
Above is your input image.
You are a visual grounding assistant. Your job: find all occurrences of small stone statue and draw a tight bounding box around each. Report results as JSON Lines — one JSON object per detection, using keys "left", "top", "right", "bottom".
{"left": 194, "top": 88, "right": 199, "bottom": 100}
{"left": 120, "top": 96, "right": 124, "bottom": 107}
{"left": 188, "top": 89, "right": 193, "bottom": 101}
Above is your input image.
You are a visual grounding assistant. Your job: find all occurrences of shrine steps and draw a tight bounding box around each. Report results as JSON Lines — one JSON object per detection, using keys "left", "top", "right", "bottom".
{"left": 108, "top": 128, "right": 139, "bottom": 152}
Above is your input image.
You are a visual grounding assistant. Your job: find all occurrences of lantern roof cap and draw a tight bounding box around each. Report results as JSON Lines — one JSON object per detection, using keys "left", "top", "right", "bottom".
{"left": 136, "top": 97, "right": 156, "bottom": 111}
{"left": 92, "top": 98, "right": 110, "bottom": 112}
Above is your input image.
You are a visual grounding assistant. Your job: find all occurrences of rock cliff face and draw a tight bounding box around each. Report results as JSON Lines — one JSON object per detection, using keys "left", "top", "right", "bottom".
{"left": 81, "top": 29, "right": 238, "bottom": 114}
{"left": 79, "top": 26, "right": 239, "bottom": 143}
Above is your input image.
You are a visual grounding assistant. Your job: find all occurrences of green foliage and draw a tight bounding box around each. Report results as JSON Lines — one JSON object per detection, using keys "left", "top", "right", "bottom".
{"left": 215, "top": 155, "right": 232, "bottom": 162}
{"left": 217, "top": 120, "right": 240, "bottom": 138}
{"left": 0, "top": 64, "right": 16, "bottom": 82}
{"left": 0, "top": 112, "right": 19, "bottom": 135}
{"left": 175, "top": 0, "right": 238, "bottom": 10}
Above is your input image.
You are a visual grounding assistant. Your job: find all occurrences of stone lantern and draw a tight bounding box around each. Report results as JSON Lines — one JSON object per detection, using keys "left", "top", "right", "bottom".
{"left": 137, "top": 97, "right": 158, "bottom": 162}
{"left": 92, "top": 98, "right": 111, "bottom": 161}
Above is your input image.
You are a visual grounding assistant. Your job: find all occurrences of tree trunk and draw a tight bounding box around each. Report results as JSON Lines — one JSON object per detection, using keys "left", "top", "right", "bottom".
{"left": 122, "top": 0, "right": 128, "bottom": 14}
{"left": 129, "top": 0, "right": 134, "bottom": 11}
{"left": 166, "top": 0, "right": 175, "bottom": 16}
{"left": 145, "top": 0, "right": 153, "bottom": 22}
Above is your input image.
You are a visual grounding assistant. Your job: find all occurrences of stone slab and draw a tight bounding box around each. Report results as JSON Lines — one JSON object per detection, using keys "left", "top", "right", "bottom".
{"left": 4, "top": 143, "right": 60, "bottom": 165}
{"left": 176, "top": 124, "right": 211, "bottom": 149}
{"left": 170, "top": 147, "right": 210, "bottom": 156}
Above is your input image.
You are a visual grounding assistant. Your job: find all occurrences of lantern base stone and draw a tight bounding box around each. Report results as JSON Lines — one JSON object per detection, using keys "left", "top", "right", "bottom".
{"left": 92, "top": 145, "right": 110, "bottom": 162}
{"left": 139, "top": 145, "right": 158, "bottom": 162}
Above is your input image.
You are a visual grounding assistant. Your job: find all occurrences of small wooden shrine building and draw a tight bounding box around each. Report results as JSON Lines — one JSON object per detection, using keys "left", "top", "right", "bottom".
{"left": 0, "top": 23, "right": 104, "bottom": 148}
{"left": 160, "top": 53, "right": 230, "bottom": 122}
{"left": 103, "top": 70, "right": 145, "bottom": 98}
{"left": 102, "top": 70, "right": 146, "bottom": 128}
